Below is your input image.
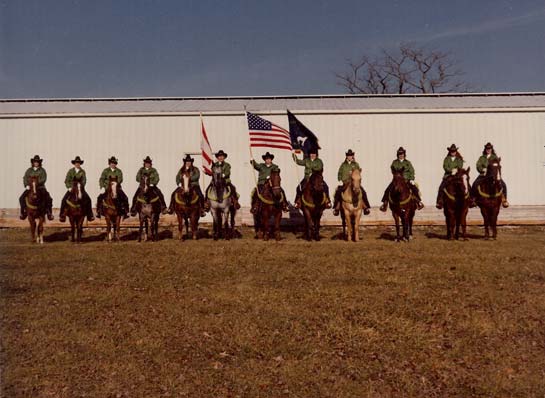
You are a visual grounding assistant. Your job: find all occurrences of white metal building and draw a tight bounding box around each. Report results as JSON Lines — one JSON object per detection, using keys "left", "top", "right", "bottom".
{"left": 1, "top": 93, "right": 544, "bottom": 223}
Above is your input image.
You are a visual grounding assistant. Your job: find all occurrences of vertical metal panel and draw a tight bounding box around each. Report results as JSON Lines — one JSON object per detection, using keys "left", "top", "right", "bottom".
{"left": 1, "top": 111, "right": 544, "bottom": 210}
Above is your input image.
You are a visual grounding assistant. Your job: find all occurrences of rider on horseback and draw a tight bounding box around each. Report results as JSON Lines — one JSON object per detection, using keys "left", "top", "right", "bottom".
{"left": 436, "top": 144, "right": 465, "bottom": 209}
{"left": 380, "top": 147, "right": 424, "bottom": 212}
{"left": 471, "top": 142, "right": 509, "bottom": 208}
{"left": 168, "top": 154, "right": 207, "bottom": 217}
{"left": 96, "top": 156, "right": 130, "bottom": 219}
{"left": 19, "top": 155, "right": 54, "bottom": 220}
{"left": 59, "top": 156, "right": 94, "bottom": 222}
{"left": 250, "top": 152, "right": 289, "bottom": 213}
{"left": 333, "top": 149, "right": 371, "bottom": 216}
{"left": 204, "top": 150, "right": 241, "bottom": 210}
{"left": 130, "top": 156, "right": 168, "bottom": 216}
{"left": 292, "top": 148, "right": 331, "bottom": 209}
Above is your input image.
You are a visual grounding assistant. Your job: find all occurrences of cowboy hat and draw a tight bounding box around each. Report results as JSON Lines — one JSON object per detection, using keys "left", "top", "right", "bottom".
{"left": 397, "top": 147, "right": 406, "bottom": 155}
{"left": 447, "top": 144, "right": 458, "bottom": 152}
{"left": 215, "top": 150, "right": 228, "bottom": 158}
{"left": 484, "top": 142, "right": 493, "bottom": 149}
{"left": 183, "top": 154, "right": 194, "bottom": 163}
{"left": 71, "top": 156, "right": 84, "bottom": 165}
{"left": 345, "top": 149, "right": 355, "bottom": 156}
{"left": 30, "top": 155, "right": 43, "bottom": 163}
{"left": 108, "top": 156, "right": 118, "bottom": 164}
{"left": 143, "top": 156, "right": 152, "bottom": 164}
{"left": 262, "top": 152, "right": 274, "bottom": 160}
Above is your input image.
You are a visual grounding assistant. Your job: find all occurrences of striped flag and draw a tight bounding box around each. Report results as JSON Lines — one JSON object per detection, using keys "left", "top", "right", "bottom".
{"left": 200, "top": 116, "right": 213, "bottom": 175}
{"left": 247, "top": 111, "right": 292, "bottom": 151}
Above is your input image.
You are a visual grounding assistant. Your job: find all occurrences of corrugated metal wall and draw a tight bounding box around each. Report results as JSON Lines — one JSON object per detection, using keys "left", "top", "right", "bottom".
{"left": 2, "top": 111, "right": 545, "bottom": 210}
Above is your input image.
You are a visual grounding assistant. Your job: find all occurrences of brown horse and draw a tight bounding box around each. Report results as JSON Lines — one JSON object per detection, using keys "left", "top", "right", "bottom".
{"left": 25, "top": 176, "right": 46, "bottom": 244}
{"left": 253, "top": 170, "right": 284, "bottom": 241}
{"left": 65, "top": 179, "right": 86, "bottom": 243}
{"left": 300, "top": 170, "right": 327, "bottom": 241}
{"left": 173, "top": 169, "right": 200, "bottom": 240}
{"left": 340, "top": 169, "right": 367, "bottom": 242}
{"left": 388, "top": 167, "right": 417, "bottom": 242}
{"left": 475, "top": 158, "right": 504, "bottom": 240}
{"left": 103, "top": 176, "right": 122, "bottom": 242}
{"left": 136, "top": 175, "right": 161, "bottom": 242}
{"left": 441, "top": 168, "right": 471, "bottom": 240}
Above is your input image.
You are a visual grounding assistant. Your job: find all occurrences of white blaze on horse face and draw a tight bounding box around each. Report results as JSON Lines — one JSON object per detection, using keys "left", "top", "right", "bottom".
{"left": 111, "top": 181, "right": 118, "bottom": 198}
{"left": 77, "top": 182, "right": 82, "bottom": 200}
{"left": 143, "top": 176, "right": 148, "bottom": 193}
{"left": 182, "top": 174, "right": 190, "bottom": 193}
{"left": 463, "top": 173, "right": 469, "bottom": 194}
{"left": 32, "top": 180, "right": 36, "bottom": 194}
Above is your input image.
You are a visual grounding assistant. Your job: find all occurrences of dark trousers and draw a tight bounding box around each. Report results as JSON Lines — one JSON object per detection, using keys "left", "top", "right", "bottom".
{"left": 19, "top": 188, "right": 53, "bottom": 215}
{"left": 335, "top": 185, "right": 371, "bottom": 208}
{"left": 471, "top": 175, "right": 508, "bottom": 198}
{"left": 60, "top": 191, "right": 93, "bottom": 219}
{"left": 131, "top": 186, "right": 167, "bottom": 210}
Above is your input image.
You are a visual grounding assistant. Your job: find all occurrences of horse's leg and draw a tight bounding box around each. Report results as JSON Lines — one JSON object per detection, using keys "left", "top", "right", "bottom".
{"left": 78, "top": 217, "right": 83, "bottom": 243}
{"left": 393, "top": 213, "right": 401, "bottom": 242}
{"left": 176, "top": 213, "right": 183, "bottom": 240}
{"left": 274, "top": 210, "right": 282, "bottom": 241}
{"left": 29, "top": 217, "right": 36, "bottom": 242}
{"left": 492, "top": 206, "right": 500, "bottom": 240}
{"left": 192, "top": 211, "right": 199, "bottom": 240}
{"left": 224, "top": 208, "right": 231, "bottom": 240}
{"left": 461, "top": 207, "right": 468, "bottom": 241}
{"left": 38, "top": 217, "right": 44, "bottom": 244}
{"left": 480, "top": 206, "right": 489, "bottom": 239}
{"left": 115, "top": 216, "right": 121, "bottom": 241}
{"left": 354, "top": 209, "right": 362, "bottom": 242}
{"left": 314, "top": 211, "right": 321, "bottom": 241}
{"left": 138, "top": 216, "right": 143, "bottom": 242}
{"left": 345, "top": 209, "right": 352, "bottom": 242}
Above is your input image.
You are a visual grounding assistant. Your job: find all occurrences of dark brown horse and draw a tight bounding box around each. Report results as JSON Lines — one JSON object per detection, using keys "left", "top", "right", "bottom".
{"left": 174, "top": 169, "right": 201, "bottom": 240}
{"left": 253, "top": 170, "right": 283, "bottom": 241}
{"left": 26, "top": 176, "right": 46, "bottom": 244}
{"left": 136, "top": 175, "right": 161, "bottom": 242}
{"left": 300, "top": 170, "right": 327, "bottom": 241}
{"left": 65, "top": 178, "right": 86, "bottom": 243}
{"left": 441, "top": 168, "right": 471, "bottom": 240}
{"left": 474, "top": 158, "right": 504, "bottom": 239}
{"left": 103, "top": 176, "right": 122, "bottom": 242}
{"left": 388, "top": 167, "right": 417, "bottom": 242}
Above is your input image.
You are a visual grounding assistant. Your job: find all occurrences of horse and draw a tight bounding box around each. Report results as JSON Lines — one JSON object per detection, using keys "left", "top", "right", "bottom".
{"left": 65, "top": 178, "right": 85, "bottom": 243}
{"left": 474, "top": 158, "right": 504, "bottom": 240}
{"left": 340, "top": 169, "right": 367, "bottom": 242}
{"left": 253, "top": 170, "right": 284, "bottom": 241}
{"left": 173, "top": 169, "right": 201, "bottom": 240}
{"left": 103, "top": 176, "right": 122, "bottom": 242}
{"left": 388, "top": 167, "right": 417, "bottom": 242}
{"left": 135, "top": 175, "right": 161, "bottom": 242}
{"left": 25, "top": 176, "right": 46, "bottom": 244}
{"left": 441, "top": 168, "right": 471, "bottom": 240}
{"left": 207, "top": 165, "right": 236, "bottom": 240}
{"left": 300, "top": 170, "right": 328, "bottom": 241}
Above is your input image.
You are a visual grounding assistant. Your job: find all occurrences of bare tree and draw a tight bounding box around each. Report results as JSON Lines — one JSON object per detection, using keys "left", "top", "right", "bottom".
{"left": 336, "top": 43, "right": 472, "bottom": 94}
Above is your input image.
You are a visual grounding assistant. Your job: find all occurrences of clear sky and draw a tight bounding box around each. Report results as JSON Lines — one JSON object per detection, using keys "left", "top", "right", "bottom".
{"left": 1, "top": 0, "right": 544, "bottom": 98}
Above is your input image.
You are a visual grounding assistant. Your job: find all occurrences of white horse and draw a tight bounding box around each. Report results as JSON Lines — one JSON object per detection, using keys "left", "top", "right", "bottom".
{"left": 206, "top": 166, "right": 236, "bottom": 240}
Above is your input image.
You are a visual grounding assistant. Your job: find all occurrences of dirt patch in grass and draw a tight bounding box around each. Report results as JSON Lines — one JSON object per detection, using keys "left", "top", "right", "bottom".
{"left": 1, "top": 226, "right": 545, "bottom": 397}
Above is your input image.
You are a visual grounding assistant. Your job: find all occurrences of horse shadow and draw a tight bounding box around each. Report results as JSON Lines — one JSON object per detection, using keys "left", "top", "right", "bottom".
{"left": 425, "top": 231, "right": 485, "bottom": 240}
{"left": 377, "top": 232, "right": 397, "bottom": 241}
{"left": 44, "top": 230, "right": 70, "bottom": 242}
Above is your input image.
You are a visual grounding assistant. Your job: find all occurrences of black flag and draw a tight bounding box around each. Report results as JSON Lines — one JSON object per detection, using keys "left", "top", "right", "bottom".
{"left": 287, "top": 110, "right": 321, "bottom": 158}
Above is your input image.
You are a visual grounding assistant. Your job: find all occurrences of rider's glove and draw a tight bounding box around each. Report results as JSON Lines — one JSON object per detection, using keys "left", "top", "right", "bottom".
{"left": 150, "top": 184, "right": 154, "bottom": 187}
{"left": 99, "top": 187, "right": 105, "bottom": 193}
{"left": 451, "top": 168, "right": 458, "bottom": 175}
{"left": 409, "top": 180, "right": 415, "bottom": 185}
{"left": 25, "top": 185, "right": 30, "bottom": 190}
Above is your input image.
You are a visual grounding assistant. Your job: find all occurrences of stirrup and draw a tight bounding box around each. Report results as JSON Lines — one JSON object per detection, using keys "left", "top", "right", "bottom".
{"left": 333, "top": 208, "right": 340, "bottom": 216}
{"left": 502, "top": 200, "right": 509, "bottom": 208}
{"left": 363, "top": 208, "right": 371, "bottom": 215}
{"left": 435, "top": 202, "right": 443, "bottom": 210}
{"left": 379, "top": 203, "right": 387, "bottom": 212}
{"left": 417, "top": 202, "right": 424, "bottom": 210}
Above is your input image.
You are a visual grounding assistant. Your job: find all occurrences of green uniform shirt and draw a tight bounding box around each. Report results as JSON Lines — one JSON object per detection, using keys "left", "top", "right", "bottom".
{"left": 212, "top": 161, "right": 231, "bottom": 183}
{"left": 251, "top": 160, "right": 280, "bottom": 185}
{"left": 293, "top": 154, "right": 323, "bottom": 178}
{"left": 442, "top": 156, "right": 464, "bottom": 177}
{"left": 23, "top": 167, "right": 47, "bottom": 187}
{"left": 99, "top": 167, "right": 124, "bottom": 188}
{"left": 136, "top": 166, "right": 160, "bottom": 185}
{"left": 338, "top": 160, "right": 361, "bottom": 183}
{"left": 391, "top": 159, "right": 415, "bottom": 181}
{"left": 65, "top": 167, "right": 87, "bottom": 188}
{"left": 476, "top": 154, "right": 499, "bottom": 175}
{"left": 176, "top": 166, "right": 200, "bottom": 187}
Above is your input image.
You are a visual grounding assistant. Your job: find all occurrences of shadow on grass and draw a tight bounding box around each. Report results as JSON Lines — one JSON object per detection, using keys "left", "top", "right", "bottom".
{"left": 425, "top": 231, "right": 485, "bottom": 240}
{"left": 44, "top": 230, "right": 70, "bottom": 242}
{"left": 377, "top": 232, "right": 397, "bottom": 241}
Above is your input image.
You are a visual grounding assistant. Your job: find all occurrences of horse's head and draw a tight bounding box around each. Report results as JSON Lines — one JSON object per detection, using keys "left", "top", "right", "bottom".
{"left": 487, "top": 158, "right": 502, "bottom": 182}
{"left": 452, "top": 167, "right": 471, "bottom": 196}
{"left": 72, "top": 178, "right": 83, "bottom": 200}
{"left": 179, "top": 168, "right": 192, "bottom": 195}
{"left": 139, "top": 174, "right": 149, "bottom": 193}
{"left": 391, "top": 166, "right": 406, "bottom": 188}
{"left": 28, "top": 176, "right": 39, "bottom": 200}
{"left": 211, "top": 165, "right": 226, "bottom": 200}
{"left": 269, "top": 169, "right": 283, "bottom": 201}
{"left": 107, "top": 176, "right": 118, "bottom": 199}
{"left": 309, "top": 170, "right": 324, "bottom": 193}
{"left": 350, "top": 169, "right": 362, "bottom": 194}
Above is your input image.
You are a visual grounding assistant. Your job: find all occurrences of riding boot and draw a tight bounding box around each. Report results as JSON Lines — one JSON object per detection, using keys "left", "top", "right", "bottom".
{"left": 96, "top": 194, "right": 103, "bottom": 218}
{"left": 230, "top": 185, "right": 241, "bottom": 210}
{"left": 281, "top": 188, "right": 289, "bottom": 212}
{"left": 362, "top": 188, "right": 371, "bottom": 215}
{"left": 130, "top": 190, "right": 139, "bottom": 217}
{"left": 413, "top": 189, "right": 424, "bottom": 210}
{"left": 502, "top": 195, "right": 509, "bottom": 208}
{"left": 435, "top": 190, "right": 443, "bottom": 210}
{"left": 59, "top": 199, "right": 67, "bottom": 222}
{"left": 46, "top": 193, "right": 54, "bottom": 220}
{"left": 250, "top": 191, "right": 259, "bottom": 214}
{"left": 19, "top": 191, "right": 27, "bottom": 220}
{"left": 379, "top": 200, "right": 388, "bottom": 212}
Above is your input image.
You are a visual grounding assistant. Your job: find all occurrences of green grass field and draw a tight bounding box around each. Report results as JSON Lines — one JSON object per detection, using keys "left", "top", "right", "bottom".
{"left": 1, "top": 226, "right": 545, "bottom": 397}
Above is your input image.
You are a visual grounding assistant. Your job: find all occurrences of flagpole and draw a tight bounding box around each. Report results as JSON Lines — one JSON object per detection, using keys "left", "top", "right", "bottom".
{"left": 245, "top": 107, "right": 259, "bottom": 191}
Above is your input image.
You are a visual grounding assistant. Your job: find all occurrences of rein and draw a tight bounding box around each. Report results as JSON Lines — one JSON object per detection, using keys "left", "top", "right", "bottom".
{"left": 477, "top": 185, "right": 503, "bottom": 199}
{"left": 207, "top": 186, "right": 231, "bottom": 201}
{"left": 25, "top": 197, "right": 38, "bottom": 210}
{"left": 137, "top": 195, "right": 159, "bottom": 204}
{"left": 302, "top": 192, "right": 327, "bottom": 208}
{"left": 389, "top": 191, "right": 412, "bottom": 206}
{"left": 175, "top": 191, "right": 199, "bottom": 205}
{"left": 66, "top": 199, "right": 81, "bottom": 208}
{"left": 102, "top": 200, "right": 116, "bottom": 210}
{"left": 257, "top": 189, "right": 283, "bottom": 205}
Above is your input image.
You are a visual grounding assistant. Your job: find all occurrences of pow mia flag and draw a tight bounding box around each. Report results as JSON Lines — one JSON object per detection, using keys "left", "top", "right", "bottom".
{"left": 287, "top": 110, "right": 321, "bottom": 158}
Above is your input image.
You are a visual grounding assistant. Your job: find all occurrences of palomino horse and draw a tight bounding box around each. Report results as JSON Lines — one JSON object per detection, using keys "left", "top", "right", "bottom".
{"left": 300, "top": 170, "right": 327, "bottom": 241}
{"left": 25, "top": 176, "right": 46, "bottom": 244}
{"left": 475, "top": 159, "right": 504, "bottom": 240}
{"left": 136, "top": 175, "right": 161, "bottom": 242}
{"left": 103, "top": 176, "right": 122, "bottom": 242}
{"left": 340, "top": 169, "right": 367, "bottom": 242}
{"left": 65, "top": 178, "right": 85, "bottom": 243}
{"left": 253, "top": 170, "right": 284, "bottom": 241}
{"left": 441, "top": 168, "right": 471, "bottom": 240}
{"left": 174, "top": 169, "right": 201, "bottom": 240}
{"left": 388, "top": 167, "right": 417, "bottom": 242}
{"left": 207, "top": 165, "right": 236, "bottom": 240}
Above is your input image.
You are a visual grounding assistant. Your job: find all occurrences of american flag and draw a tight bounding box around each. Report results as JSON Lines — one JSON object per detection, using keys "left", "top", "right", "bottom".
{"left": 200, "top": 116, "right": 213, "bottom": 175}
{"left": 247, "top": 111, "right": 292, "bottom": 151}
